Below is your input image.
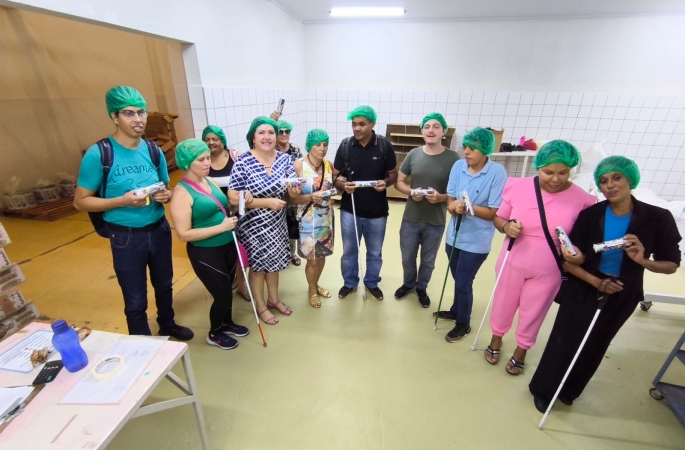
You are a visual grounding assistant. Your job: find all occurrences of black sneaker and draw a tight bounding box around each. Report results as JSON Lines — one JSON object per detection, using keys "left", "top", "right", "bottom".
{"left": 432, "top": 311, "right": 457, "bottom": 321}
{"left": 365, "top": 285, "right": 384, "bottom": 301}
{"left": 394, "top": 285, "right": 413, "bottom": 299}
{"left": 338, "top": 286, "right": 357, "bottom": 298}
{"left": 445, "top": 324, "right": 472, "bottom": 343}
{"left": 417, "top": 289, "right": 430, "bottom": 308}
{"left": 159, "top": 325, "right": 194, "bottom": 341}
{"left": 220, "top": 323, "right": 250, "bottom": 337}
{"left": 206, "top": 331, "right": 238, "bottom": 350}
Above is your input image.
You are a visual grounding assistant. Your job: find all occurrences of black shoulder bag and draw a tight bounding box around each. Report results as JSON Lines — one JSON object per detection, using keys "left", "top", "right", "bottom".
{"left": 534, "top": 176, "right": 568, "bottom": 303}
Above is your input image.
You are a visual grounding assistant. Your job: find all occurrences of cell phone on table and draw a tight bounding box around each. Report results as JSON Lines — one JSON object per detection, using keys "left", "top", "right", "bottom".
{"left": 276, "top": 98, "right": 285, "bottom": 115}
{"left": 33, "top": 360, "right": 64, "bottom": 385}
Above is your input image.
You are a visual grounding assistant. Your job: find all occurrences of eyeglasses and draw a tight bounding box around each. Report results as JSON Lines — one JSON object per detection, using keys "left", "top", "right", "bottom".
{"left": 118, "top": 110, "right": 148, "bottom": 119}
{"left": 279, "top": 130, "right": 291, "bottom": 135}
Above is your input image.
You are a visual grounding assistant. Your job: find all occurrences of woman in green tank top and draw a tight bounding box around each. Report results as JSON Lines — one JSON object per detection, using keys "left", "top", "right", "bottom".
{"left": 170, "top": 139, "right": 250, "bottom": 350}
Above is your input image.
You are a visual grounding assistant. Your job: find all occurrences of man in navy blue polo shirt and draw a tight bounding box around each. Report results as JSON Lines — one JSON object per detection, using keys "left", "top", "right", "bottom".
{"left": 333, "top": 106, "right": 397, "bottom": 300}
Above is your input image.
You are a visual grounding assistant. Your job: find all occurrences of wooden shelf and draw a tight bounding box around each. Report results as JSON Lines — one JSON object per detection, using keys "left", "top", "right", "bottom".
{"left": 390, "top": 142, "right": 418, "bottom": 147}
{"left": 392, "top": 133, "right": 424, "bottom": 138}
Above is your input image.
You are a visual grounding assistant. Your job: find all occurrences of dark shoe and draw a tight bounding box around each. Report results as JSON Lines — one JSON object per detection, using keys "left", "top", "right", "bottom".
{"left": 394, "top": 285, "right": 413, "bottom": 299}
{"left": 558, "top": 395, "right": 574, "bottom": 406}
{"left": 159, "top": 325, "right": 194, "bottom": 341}
{"left": 365, "top": 285, "right": 384, "bottom": 301}
{"left": 432, "top": 311, "right": 457, "bottom": 322}
{"left": 534, "top": 396, "right": 550, "bottom": 414}
{"left": 206, "top": 332, "right": 238, "bottom": 350}
{"left": 220, "top": 323, "right": 250, "bottom": 337}
{"left": 338, "top": 286, "right": 357, "bottom": 299}
{"left": 445, "top": 324, "right": 471, "bottom": 343}
{"left": 417, "top": 289, "right": 430, "bottom": 308}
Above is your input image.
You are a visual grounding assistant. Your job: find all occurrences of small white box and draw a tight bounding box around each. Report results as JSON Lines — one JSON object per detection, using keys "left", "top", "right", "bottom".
{"left": 0, "top": 265, "right": 26, "bottom": 295}
{"left": 0, "top": 223, "right": 11, "bottom": 247}
{"left": 0, "top": 248, "right": 11, "bottom": 271}
{"left": 0, "top": 302, "right": 40, "bottom": 342}
{"left": 0, "top": 289, "right": 28, "bottom": 320}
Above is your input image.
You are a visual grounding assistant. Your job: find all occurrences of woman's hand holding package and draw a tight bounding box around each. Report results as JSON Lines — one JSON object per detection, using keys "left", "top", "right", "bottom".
{"left": 562, "top": 246, "right": 585, "bottom": 265}
{"left": 622, "top": 234, "right": 645, "bottom": 266}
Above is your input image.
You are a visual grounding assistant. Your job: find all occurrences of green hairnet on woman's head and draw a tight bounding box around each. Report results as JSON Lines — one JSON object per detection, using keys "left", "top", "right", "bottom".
{"left": 202, "top": 125, "right": 227, "bottom": 148}
{"left": 533, "top": 140, "right": 581, "bottom": 169}
{"left": 347, "top": 105, "right": 377, "bottom": 123}
{"left": 105, "top": 85, "right": 146, "bottom": 118}
{"left": 246, "top": 116, "right": 279, "bottom": 148}
{"left": 276, "top": 120, "right": 293, "bottom": 132}
{"left": 305, "top": 129, "right": 329, "bottom": 152}
{"left": 421, "top": 112, "right": 448, "bottom": 131}
{"left": 594, "top": 155, "right": 641, "bottom": 189}
{"left": 176, "top": 138, "right": 209, "bottom": 170}
{"left": 462, "top": 127, "right": 495, "bottom": 155}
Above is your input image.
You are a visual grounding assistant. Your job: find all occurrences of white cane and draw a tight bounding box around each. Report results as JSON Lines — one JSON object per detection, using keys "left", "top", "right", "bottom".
{"left": 349, "top": 191, "right": 366, "bottom": 301}
{"left": 538, "top": 289, "right": 612, "bottom": 429}
{"left": 231, "top": 231, "right": 267, "bottom": 348}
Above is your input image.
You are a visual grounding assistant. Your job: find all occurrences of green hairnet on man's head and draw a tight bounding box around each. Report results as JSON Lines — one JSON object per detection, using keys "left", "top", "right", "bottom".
{"left": 305, "top": 129, "right": 329, "bottom": 152}
{"left": 246, "top": 116, "right": 279, "bottom": 148}
{"left": 421, "top": 112, "right": 448, "bottom": 131}
{"left": 594, "top": 155, "right": 641, "bottom": 189}
{"left": 462, "top": 127, "right": 495, "bottom": 155}
{"left": 202, "top": 125, "right": 227, "bottom": 148}
{"left": 105, "top": 85, "right": 146, "bottom": 118}
{"left": 277, "top": 120, "right": 293, "bottom": 132}
{"left": 176, "top": 138, "right": 209, "bottom": 170}
{"left": 348, "top": 105, "right": 377, "bottom": 123}
{"left": 533, "top": 140, "right": 581, "bottom": 169}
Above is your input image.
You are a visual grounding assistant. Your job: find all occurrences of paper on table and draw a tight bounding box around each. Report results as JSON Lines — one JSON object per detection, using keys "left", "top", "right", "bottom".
{"left": 59, "top": 338, "right": 163, "bottom": 405}
{"left": 0, "top": 330, "right": 55, "bottom": 373}
{"left": 0, "top": 386, "right": 33, "bottom": 423}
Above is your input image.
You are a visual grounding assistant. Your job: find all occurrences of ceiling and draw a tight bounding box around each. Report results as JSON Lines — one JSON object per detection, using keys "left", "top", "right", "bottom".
{"left": 271, "top": 0, "right": 685, "bottom": 23}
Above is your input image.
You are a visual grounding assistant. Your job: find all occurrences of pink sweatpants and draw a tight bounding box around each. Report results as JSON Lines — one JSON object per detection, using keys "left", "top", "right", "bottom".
{"left": 489, "top": 236, "right": 562, "bottom": 350}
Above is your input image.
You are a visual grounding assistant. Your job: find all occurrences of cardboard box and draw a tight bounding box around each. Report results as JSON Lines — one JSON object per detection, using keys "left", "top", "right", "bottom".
{"left": 487, "top": 128, "right": 505, "bottom": 153}
{"left": 0, "top": 223, "right": 11, "bottom": 247}
{"left": 0, "top": 265, "right": 25, "bottom": 295}
{"left": 0, "top": 248, "right": 11, "bottom": 271}
{"left": 0, "top": 290, "right": 28, "bottom": 320}
{"left": 0, "top": 302, "right": 40, "bottom": 342}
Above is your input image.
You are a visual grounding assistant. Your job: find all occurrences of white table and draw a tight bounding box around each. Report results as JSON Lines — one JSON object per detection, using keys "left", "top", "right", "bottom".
{"left": 0, "top": 323, "right": 208, "bottom": 449}
{"left": 489, "top": 150, "right": 537, "bottom": 177}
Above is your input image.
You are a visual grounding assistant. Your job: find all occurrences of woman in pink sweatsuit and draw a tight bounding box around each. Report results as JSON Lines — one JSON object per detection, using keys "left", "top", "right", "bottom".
{"left": 484, "top": 140, "right": 596, "bottom": 375}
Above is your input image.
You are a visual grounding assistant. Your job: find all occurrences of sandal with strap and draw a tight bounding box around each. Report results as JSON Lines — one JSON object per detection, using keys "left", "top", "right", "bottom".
{"left": 236, "top": 289, "right": 250, "bottom": 302}
{"left": 317, "top": 286, "right": 331, "bottom": 298}
{"left": 309, "top": 293, "right": 321, "bottom": 308}
{"left": 484, "top": 346, "right": 501, "bottom": 365}
{"left": 506, "top": 357, "right": 525, "bottom": 375}
{"left": 258, "top": 309, "right": 278, "bottom": 325}
{"left": 267, "top": 300, "right": 293, "bottom": 316}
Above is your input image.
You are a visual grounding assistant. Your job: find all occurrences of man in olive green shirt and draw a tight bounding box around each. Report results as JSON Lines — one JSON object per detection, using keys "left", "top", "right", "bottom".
{"left": 393, "top": 113, "right": 459, "bottom": 307}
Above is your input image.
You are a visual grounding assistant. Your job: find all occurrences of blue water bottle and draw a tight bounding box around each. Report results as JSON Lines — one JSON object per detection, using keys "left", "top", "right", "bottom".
{"left": 51, "top": 320, "right": 88, "bottom": 372}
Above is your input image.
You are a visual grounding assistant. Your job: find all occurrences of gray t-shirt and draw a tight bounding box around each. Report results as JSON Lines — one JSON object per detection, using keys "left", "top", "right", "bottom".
{"left": 400, "top": 146, "right": 460, "bottom": 226}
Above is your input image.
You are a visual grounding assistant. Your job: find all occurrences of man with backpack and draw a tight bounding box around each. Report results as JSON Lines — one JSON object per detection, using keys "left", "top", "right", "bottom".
{"left": 74, "top": 86, "right": 193, "bottom": 340}
{"left": 333, "top": 105, "right": 397, "bottom": 300}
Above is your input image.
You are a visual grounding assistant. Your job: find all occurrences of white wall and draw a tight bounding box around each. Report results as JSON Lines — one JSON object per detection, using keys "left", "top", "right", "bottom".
{"left": 304, "top": 16, "right": 685, "bottom": 94}
{"left": 4, "top": 0, "right": 306, "bottom": 88}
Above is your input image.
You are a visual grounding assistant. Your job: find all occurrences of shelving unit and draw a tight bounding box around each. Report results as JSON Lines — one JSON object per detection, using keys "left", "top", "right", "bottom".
{"left": 385, "top": 124, "right": 456, "bottom": 200}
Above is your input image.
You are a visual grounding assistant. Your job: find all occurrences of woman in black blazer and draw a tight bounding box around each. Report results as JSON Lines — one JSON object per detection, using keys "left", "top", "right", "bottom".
{"left": 529, "top": 156, "right": 681, "bottom": 413}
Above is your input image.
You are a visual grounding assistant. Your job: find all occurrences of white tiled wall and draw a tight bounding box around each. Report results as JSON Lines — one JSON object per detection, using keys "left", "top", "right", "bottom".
{"left": 192, "top": 86, "right": 685, "bottom": 201}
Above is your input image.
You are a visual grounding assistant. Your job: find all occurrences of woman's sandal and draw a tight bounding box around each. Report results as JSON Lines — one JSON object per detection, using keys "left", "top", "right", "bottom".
{"left": 317, "top": 286, "right": 331, "bottom": 298}
{"left": 267, "top": 300, "right": 293, "bottom": 316}
{"left": 291, "top": 255, "right": 301, "bottom": 266}
{"left": 484, "top": 346, "right": 501, "bottom": 365}
{"left": 506, "top": 357, "right": 525, "bottom": 375}
{"left": 232, "top": 282, "right": 238, "bottom": 290}
{"left": 236, "top": 289, "right": 250, "bottom": 302}
{"left": 258, "top": 309, "right": 278, "bottom": 325}
{"left": 309, "top": 293, "right": 321, "bottom": 308}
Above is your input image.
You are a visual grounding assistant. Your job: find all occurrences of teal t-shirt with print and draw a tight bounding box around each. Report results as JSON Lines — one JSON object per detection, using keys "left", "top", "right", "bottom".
{"left": 77, "top": 137, "right": 170, "bottom": 227}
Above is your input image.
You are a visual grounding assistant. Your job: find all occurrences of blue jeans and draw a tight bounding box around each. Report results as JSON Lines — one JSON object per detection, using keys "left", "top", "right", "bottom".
{"left": 109, "top": 218, "right": 176, "bottom": 335}
{"left": 400, "top": 219, "right": 445, "bottom": 290}
{"left": 445, "top": 244, "right": 488, "bottom": 327}
{"left": 340, "top": 210, "right": 387, "bottom": 289}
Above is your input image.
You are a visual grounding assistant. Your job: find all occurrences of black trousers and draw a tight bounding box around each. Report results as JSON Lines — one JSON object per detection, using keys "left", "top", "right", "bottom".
{"left": 529, "top": 286, "right": 639, "bottom": 403}
{"left": 186, "top": 242, "right": 237, "bottom": 331}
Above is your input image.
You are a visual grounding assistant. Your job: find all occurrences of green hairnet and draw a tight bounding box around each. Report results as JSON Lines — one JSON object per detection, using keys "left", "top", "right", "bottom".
{"left": 421, "top": 112, "right": 448, "bottom": 131}
{"left": 276, "top": 120, "right": 293, "bottom": 132}
{"left": 246, "top": 116, "right": 279, "bottom": 149}
{"left": 202, "top": 125, "right": 227, "bottom": 148}
{"left": 462, "top": 127, "right": 495, "bottom": 156}
{"left": 176, "top": 138, "right": 209, "bottom": 170}
{"left": 594, "top": 155, "right": 641, "bottom": 189}
{"left": 347, "top": 105, "right": 377, "bottom": 123}
{"left": 533, "top": 140, "right": 580, "bottom": 169}
{"left": 105, "top": 85, "right": 146, "bottom": 117}
{"left": 305, "top": 129, "right": 330, "bottom": 152}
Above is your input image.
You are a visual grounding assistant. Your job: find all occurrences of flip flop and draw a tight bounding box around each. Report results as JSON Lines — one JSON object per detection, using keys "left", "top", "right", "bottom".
{"left": 506, "top": 357, "right": 525, "bottom": 375}
{"left": 484, "top": 346, "right": 501, "bottom": 365}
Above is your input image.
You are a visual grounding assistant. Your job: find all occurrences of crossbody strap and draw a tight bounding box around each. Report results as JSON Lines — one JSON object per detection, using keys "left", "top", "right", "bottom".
{"left": 298, "top": 160, "right": 326, "bottom": 221}
{"left": 533, "top": 176, "right": 566, "bottom": 276}
{"left": 181, "top": 178, "right": 229, "bottom": 217}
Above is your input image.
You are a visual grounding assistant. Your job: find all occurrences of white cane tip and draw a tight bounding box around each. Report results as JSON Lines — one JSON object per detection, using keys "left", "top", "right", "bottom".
{"left": 433, "top": 325, "right": 437, "bottom": 331}
{"left": 470, "top": 345, "right": 476, "bottom": 351}
{"left": 537, "top": 425, "right": 543, "bottom": 430}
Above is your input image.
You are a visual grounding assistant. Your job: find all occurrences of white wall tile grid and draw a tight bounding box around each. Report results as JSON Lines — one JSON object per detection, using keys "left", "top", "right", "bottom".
{"left": 196, "top": 88, "right": 685, "bottom": 201}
